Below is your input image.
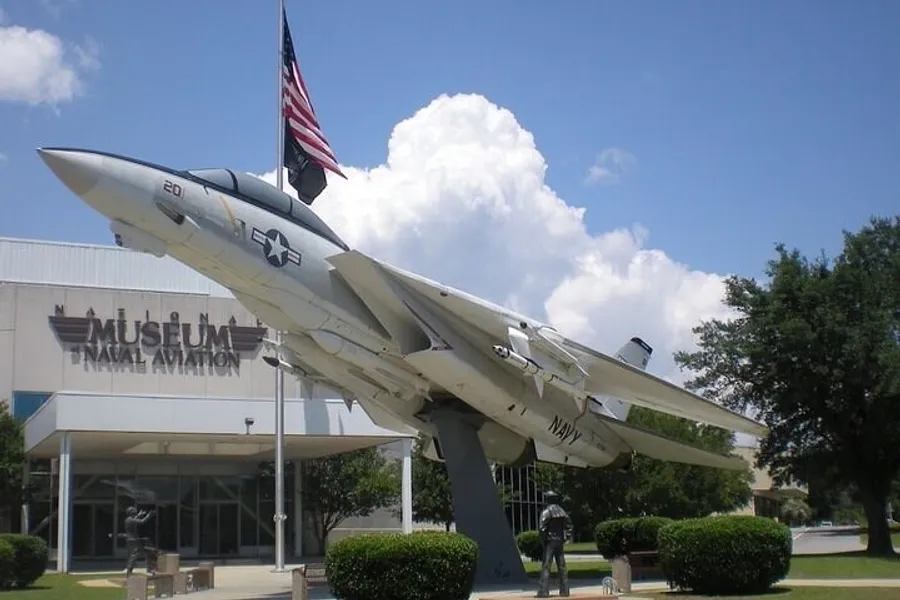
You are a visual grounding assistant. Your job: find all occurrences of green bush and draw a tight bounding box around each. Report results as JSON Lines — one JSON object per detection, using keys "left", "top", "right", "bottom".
{"left": 326, "top": 531, "right": 478, "bottom": 600}
{"left": 658, "top": 516, "right": 792, "bottom": 595}
{"left": 0, "top": 538, "right": 14, "bottom": 590}
{"left": 0, "top": 535, "right": 49, "bottom": 588}
{"left": 516, "top": 530, "right": 543, "bottom": 561}
{"left": 594, "top": 516, "right": 673, "bottom": 558}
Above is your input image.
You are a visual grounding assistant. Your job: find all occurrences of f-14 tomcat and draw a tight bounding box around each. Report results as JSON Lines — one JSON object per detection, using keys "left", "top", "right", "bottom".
{"left": 37, "top": 146, "right": 766, "bottom": 472}
{"left": 38, "top": 143, "right": 766, "bottom": 584}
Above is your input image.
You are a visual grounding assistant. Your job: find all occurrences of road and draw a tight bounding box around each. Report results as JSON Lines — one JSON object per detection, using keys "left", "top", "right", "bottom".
{"left": 790, "top": 525, "right": 866, "bottom": 555}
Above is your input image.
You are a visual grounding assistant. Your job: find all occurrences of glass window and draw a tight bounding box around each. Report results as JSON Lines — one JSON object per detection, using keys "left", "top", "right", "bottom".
{"left": 12, "top": 391, "right": 51, "bottom": 421}
{"left": 232, "top": 172, "right": 292, "bottom": 213}
{"left": 187, "top": 168, "right": 236, "bottom": 192}
{"left": 184, "top": 168, "right": 349, "bottom": 250}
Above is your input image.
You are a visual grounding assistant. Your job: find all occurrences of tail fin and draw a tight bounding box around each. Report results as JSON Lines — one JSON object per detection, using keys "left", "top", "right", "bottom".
{"left": 590, "top": 336, "right": 653, "bottom": 422}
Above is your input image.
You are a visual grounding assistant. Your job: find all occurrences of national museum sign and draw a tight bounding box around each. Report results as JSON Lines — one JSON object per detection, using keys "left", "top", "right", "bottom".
{"left": 48, "top": 305, "right": 268, "bottom": 371}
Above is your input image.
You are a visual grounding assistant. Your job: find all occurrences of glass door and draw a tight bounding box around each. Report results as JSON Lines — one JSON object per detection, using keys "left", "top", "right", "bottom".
{"left": 154, "top": 504, "right": 179, "bottom": 554}
{"left": 197, "top": 502, "right": 240, "bottom": 557}
{"left": 72, "top": 502, "right": 116, "bottom": 558}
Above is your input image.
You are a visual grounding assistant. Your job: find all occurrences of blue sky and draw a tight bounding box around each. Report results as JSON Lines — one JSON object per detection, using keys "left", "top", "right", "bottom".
{"left": 1, "top": 0, "right": 898, "bottom": 299}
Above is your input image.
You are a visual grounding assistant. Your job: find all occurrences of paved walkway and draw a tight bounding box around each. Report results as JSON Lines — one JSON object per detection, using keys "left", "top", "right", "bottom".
{"left": 74, "top": 564, "right": 900, "bottom": 600}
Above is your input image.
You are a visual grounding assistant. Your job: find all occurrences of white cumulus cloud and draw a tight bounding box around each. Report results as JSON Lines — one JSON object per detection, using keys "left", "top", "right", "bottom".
{"left": 585, "top": 147, "right": 637, "bottom": 185}
{"left": 256, "top": 94, "right": 732, "bottom": 385}
{"left": 0, "top": 17, "right": 100, "bottom": 107}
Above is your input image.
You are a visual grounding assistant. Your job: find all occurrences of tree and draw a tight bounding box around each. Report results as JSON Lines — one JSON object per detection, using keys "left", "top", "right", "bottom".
{"left": 534, "top": 406, "right": 753, "bottom": 539}
{"left": 674, "top": 216, "right": 900, "bottom": 556}
{"left": 0, "top": 403, "right": 26, "bottom": 513}
{"left": 301, "top": 446, "right": 400, "bottom": 553}
{"left": 780, "top": 497, "right": 813, "bottom": 526}
{"left": 410, "top": 436, "right": 454, "bottom": 530}
{"left": 403, "top": 434, "right": 520, "bottom": 531}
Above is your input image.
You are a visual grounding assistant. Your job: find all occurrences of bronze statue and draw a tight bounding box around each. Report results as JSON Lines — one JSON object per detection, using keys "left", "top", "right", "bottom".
{"left": 536, "top": 490, "right": 573, "bottom": 598}
{"left": 123, "top": 506, "right": 158, "bottom": 576}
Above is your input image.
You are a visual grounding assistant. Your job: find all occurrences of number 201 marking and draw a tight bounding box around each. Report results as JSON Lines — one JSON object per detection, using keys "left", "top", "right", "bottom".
{"left": 162, "top": 180, "right": 183, "bottom": 198}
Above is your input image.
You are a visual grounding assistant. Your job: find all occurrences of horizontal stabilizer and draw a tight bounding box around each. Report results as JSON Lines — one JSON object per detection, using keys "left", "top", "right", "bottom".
{"left": 592, "top": 412, "right": 749, "bottom": 471}
{"left": 564, "top": 338, "right": 768, "bottom": 438}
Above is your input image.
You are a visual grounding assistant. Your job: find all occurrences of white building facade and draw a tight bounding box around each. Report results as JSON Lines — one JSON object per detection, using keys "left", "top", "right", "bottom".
{"left": 0, "top": 237, "right": 414, "bottom": 571}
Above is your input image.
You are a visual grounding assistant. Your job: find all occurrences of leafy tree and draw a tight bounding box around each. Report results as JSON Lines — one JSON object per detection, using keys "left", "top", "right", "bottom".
{"left": 780, "top": 497, "right": 813, "bottom": 526}
{"left": 674, "top": 216, "right": 900, "bottom": 556}
{"left": 402, "top": 434, "right": 520, "bottom": 531}
{"left": 534, "top": 406, "right": 753, "bottom": 539}
{"left": 409, "top": 436, "right": 454, "bottom": 530}
{"left": 0, "top": 403, "right": 27, "bottom": 514}
{"left": 301, "top": 446, "right": 400, "bottom": 553}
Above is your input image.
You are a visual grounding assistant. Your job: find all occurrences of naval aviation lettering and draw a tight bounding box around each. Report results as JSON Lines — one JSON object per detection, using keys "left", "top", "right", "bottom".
{"left": 548, "top": 415, "right": 583, "bottom": 446}
{"left": 48, "top": 306, "right": 268, "bottom": 373}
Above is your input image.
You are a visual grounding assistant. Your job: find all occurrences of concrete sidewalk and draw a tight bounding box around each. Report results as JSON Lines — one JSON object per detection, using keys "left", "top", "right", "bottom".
{"left": 75, "top": 563, "right": 900, "bottom": 600}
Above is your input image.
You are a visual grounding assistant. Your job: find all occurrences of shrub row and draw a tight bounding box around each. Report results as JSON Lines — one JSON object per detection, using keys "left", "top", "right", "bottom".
{"left": 594, "top": 516, "right": 673, "bottom": 558}
{"left": 326, "top": 516, "right": 791, "bottom": 598}
{"left": 658, "top": 516, "right": 792, "bottom": 595}
{"left": 515, "top": 530, "right": 543, "bottom": 561}
{"left": 0, "top": 534, "right": 48, "bottom": 589}
{"left": 326, "top": 531, "right": 477, "bottom": 600}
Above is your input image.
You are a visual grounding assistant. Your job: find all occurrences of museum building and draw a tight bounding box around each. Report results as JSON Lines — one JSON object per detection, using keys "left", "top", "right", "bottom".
{"left": 0, "top": 237, "right": 416, "bottom": 572}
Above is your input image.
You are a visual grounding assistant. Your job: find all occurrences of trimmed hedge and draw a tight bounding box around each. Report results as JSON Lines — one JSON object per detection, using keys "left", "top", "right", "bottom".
{"left": 658, "top": 516, "right": 792, "bottom": 595}
{"left": 594, "top": 516, "right": 673, "bottom": 558}
{"left": 326, "top": 531, "right": 478, "bottom": 600}
{"left": 0, "top": 535, "right": 49, "bottom": 588}
{"left": 0, "top": 538, "right": 15, "bottom": 590}
{"left": 516, "top": 530, "right": 543, "bottom": 561}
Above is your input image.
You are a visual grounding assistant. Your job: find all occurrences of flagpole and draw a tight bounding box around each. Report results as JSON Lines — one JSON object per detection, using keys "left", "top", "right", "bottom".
{"left": 273, "top": 0, "right": 287, "bottom": 574}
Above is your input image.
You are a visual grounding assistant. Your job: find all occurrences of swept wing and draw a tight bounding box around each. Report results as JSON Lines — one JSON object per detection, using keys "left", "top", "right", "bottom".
{"left": 327, "top": 250, "right": 767, "bottom": 439}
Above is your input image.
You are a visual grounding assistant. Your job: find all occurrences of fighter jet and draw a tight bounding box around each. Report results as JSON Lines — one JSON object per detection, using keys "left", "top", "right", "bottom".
{"left": 36, "top": 147, "right": 766, "bottom": 475}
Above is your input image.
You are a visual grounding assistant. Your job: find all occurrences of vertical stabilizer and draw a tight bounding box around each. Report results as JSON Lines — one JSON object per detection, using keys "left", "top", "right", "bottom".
{"left": 595, "top": 337, "right": 653, "bottom": 421}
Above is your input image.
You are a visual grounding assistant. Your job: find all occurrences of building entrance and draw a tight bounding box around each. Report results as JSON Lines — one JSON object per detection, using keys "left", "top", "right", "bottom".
{"left": 72, "top": 501, "right": 115, "bottom": 558}
{"left": 199, "top": 502, "right": 240, "bottom": 556}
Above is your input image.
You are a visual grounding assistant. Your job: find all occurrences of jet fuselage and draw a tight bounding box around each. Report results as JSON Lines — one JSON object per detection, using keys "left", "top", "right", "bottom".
{"left": 38, "top": 148, "right": 636, "bottom": 469}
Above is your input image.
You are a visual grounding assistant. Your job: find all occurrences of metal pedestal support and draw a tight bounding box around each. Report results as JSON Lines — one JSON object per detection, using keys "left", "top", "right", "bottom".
{"left": 430, "top": 408, "right": 528, "bottom": 586}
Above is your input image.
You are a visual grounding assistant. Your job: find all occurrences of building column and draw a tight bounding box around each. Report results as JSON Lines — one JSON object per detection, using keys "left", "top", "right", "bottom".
{"left": 56, "top": 433, "right": 73, "bottom": 574}
{"left": 20, "top": 462, "right": 30, "bottom": 535}
{"left": 293, "top": 460, "right": 303, "bottom": 558}
{"left": 401, "top": 437, "right": 413, "bottom": 534}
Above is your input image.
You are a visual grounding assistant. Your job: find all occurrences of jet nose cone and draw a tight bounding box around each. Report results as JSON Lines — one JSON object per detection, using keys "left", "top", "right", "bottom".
{"left": 36, "top": 148, "right": 102, "bottom": 196}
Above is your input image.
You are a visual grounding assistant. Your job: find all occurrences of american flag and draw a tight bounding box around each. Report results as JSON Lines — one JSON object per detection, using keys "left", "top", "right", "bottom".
{"left": 282, "top": 9, "right": 345, "bottom": 204}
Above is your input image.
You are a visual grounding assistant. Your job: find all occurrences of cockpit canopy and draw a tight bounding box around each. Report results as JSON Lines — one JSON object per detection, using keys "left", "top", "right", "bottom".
{"left": 184, "top": 168, "right": 348, "bottom": 251}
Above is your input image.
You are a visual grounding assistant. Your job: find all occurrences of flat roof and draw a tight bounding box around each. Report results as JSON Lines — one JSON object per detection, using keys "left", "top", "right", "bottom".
{"left": 0, "top": 236, "right": 234, "bottom": 297}
{"left": 25, "top": 391, "right": 414, "bottom": 459}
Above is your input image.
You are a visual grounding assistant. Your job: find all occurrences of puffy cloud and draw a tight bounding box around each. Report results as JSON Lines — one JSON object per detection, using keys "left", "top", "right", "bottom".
{"left": 256, "top": 93, "right": 732, "bottom": 386}
{"left": 0, "top": 17, "right": 100, "bottom": 107}
{"left": 585, "top": 147, "right": 637, "bottom": 185}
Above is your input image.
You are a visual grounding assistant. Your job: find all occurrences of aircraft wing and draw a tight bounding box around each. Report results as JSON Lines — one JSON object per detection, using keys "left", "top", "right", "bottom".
{"left": 561, "top": 337, "right": 767, "bottom": 438}
{"left": 327, "top": 249, "right": 767, "bottom": 439}
{"left": 590, "top": 411, "right": 749, "bottom": 471}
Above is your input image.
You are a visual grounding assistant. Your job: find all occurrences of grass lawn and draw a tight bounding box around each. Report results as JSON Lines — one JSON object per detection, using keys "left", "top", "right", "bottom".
{"left": 564, "top": 541, "right": 598, "bottom": 554}
{"left": 790, "top": 553, "right": 900, "bottom": 578}
{"left": 524, "top": 552, "right": 900, "bottom": 580}
{"left": 0, "top": 574, "right": 123, "bottom": 599}
{"left": 635, "top": 588, "right": 900, "bottom": 600}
